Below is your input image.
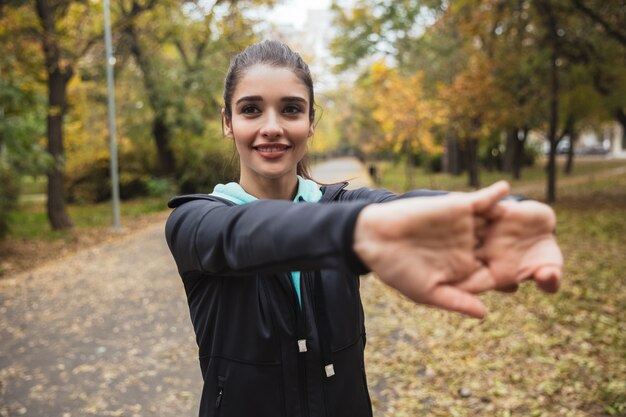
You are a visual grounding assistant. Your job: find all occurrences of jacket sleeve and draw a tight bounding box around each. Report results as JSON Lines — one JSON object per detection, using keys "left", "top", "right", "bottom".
{"left": 165, "top": 199, "right": 370, "bottom": 278}
{"left": 336, "top": 186, "right": 448, "bottom": 203}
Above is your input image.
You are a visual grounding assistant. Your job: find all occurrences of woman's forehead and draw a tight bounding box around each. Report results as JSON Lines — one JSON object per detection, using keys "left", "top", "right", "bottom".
{"left": 234, "top": 64, "right": 309, "bottom": 101}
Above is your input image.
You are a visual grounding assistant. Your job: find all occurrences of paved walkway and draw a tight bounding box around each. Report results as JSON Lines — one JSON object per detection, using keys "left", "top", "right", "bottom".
{"left": 0, "top": 158, "right": 371, "bottom": 417}
{"left": 0, "top": 217, "right": 201, "bottom": 416}
{"left": 312, "top": 157, "right": 372, "bottom": 189}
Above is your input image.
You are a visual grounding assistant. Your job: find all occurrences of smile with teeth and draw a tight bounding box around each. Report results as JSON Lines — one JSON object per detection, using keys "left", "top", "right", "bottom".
{"left": 253, "top": 144, "right": 291, "bottom": 158}
{"left": 254, "top": 144, "right": 290, "bottom": 152}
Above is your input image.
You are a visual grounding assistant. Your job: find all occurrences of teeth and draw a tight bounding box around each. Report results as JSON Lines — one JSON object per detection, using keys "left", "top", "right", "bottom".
{"left": 256, "top": 146, "right": 287, "bottom": 152}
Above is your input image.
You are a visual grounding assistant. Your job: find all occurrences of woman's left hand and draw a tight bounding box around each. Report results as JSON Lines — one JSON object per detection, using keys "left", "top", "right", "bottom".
{"left": 458, "top": 200, "right": 563, "bottom": 294}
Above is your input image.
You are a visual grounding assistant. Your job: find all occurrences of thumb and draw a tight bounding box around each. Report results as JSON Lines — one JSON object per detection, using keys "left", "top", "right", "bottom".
{"left": 428, "top": 285, "right": 489, "bottom": 319}
{"left": 469, "top": 181, "right": 510, "bottom": 215}
{"left": 534, "top": 265, "right": 562, "bottom": 293}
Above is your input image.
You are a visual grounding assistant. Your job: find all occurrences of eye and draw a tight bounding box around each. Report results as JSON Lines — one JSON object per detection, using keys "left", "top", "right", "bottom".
{"left": 241, "top": 105, "right": 260, "bottom": 114}
{"left": 283, "top": 105, "right": 303, "bottom": 114}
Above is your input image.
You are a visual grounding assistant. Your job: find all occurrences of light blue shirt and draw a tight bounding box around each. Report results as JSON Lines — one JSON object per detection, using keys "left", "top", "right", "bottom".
{"left": 210, "top": 176, "right": 323, "bottom": 307}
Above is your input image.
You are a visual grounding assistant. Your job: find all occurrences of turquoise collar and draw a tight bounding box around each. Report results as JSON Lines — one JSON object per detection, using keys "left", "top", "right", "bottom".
{"left": 210, "top": 176, "right": 322, "bottom": 205}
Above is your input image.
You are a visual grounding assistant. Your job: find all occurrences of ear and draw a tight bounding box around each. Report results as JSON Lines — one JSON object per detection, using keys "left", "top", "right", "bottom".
{"left": 222, "top": 109, "right": 234, "bottom": 138}
{"left": 308, "top": 124, "right": 314, "bottom": 138}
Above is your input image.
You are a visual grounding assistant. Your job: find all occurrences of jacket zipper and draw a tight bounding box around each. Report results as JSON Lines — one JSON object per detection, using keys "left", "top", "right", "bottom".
{"left": 215, "top": 376, "right": 226, "bottom": 415}
{"left": 287, "top": 272, "right": 310, "bottom": 417}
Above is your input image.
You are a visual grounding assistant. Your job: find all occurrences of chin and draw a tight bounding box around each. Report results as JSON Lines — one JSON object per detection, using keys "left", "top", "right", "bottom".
{"left": 254, "top": 166, "right": 296, "bottom": 180}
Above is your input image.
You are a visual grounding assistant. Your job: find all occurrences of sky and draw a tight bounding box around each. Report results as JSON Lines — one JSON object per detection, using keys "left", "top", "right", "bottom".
{"left": 268, "top": 0, "right": 333, "bottom": 30}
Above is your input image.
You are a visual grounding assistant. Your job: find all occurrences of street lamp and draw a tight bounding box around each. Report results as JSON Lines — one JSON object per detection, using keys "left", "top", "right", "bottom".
{"left": 104, "top": 0, "right": 121, "bottom": 230}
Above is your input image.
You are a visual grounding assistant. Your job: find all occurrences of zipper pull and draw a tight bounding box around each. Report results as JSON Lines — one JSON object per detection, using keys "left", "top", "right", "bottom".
{"left": 215, "top": 388, "right": 223, "bottom": 409}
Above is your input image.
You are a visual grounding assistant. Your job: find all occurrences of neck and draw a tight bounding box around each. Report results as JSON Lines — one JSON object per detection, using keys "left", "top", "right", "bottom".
{"left": 239, "top": 171, "right": 299, "bottom": 200}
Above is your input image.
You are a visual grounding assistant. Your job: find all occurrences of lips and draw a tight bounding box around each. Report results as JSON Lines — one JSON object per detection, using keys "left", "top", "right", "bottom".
{"left": 253, "top": 143, "right": 291, "bottom": 159}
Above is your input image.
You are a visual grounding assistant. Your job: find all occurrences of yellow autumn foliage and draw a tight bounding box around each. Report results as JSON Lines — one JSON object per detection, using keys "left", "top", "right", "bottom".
{"left": 369, "top": 60, "right": 442, "bottom": 155}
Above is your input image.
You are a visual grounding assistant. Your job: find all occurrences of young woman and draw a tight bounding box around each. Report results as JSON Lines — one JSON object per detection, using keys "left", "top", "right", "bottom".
{"left": 165, "top": 40, "right": 562, "bottom": 417}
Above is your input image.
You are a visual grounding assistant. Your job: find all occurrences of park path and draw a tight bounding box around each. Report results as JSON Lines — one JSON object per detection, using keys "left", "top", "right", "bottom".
{"left": 0, "top": 157, "right": 371, "bottom": 417}
{"left": 0, "top": 212, "right": 200, "bottom": 416}
{"left": 311, "top": 156, "right": 372, "bottom": 189}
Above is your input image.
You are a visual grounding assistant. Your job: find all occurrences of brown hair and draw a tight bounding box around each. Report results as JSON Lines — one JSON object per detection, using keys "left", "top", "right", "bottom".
{"left": 223, "top": 40, "right": 315, "bottom": 180}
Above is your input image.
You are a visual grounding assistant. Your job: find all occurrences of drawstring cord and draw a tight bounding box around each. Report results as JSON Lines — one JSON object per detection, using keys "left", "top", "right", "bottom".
{"left": 313, "top": 271, "right": 335, "bottom": 377}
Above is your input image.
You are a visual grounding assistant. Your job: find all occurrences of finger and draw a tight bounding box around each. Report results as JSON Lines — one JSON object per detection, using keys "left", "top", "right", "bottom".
{"left": 496, "top": 283, "right": 519, "bottom": 293}
{"left": 470, "top": 181, "right": 511, "bottom": 215}
{"left": 474, "top": 245, "right": 487, "bottom": 262}
{"left": 483, "top": 201, "right": 508, "bottom": 221}
{"left": 428, "top": 285, "right": 488, "bottom": 319}
{"left": 474, "top": 216, "right": 487, "bottom": 230}
{"left": 534, "top": 265, "right": 562, "bottom": 293}
{"left": 474, "top": 216, "right": 488, "bottom": 242}
{"left": 454, "top": 266, "right": 497, "bottom": 294}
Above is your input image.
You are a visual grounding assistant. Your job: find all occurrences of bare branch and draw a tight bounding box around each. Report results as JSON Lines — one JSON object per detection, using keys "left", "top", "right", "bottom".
{"left": 175, "top": 40, "right": 191, "bottom": 70}
{"left": 571, "top": 0, "right": 626, "bottom": 47}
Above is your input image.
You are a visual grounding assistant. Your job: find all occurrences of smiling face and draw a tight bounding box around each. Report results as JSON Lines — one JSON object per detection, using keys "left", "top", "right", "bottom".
{"left": 223, "top": 64, "right": 314, "bottom": 189}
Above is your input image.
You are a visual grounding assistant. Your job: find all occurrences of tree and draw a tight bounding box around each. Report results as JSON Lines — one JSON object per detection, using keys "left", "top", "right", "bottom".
{"left": 438, "top": 55, "right": 499, "bottom": 188}
{"left": 369, "top": 60, "right": 440, "bottom": 188}
{"left": 0, "top": 65, "right": 48, "bottom": 238}
{"left": 1, "top": 0, "right": 101, "bottom": 229}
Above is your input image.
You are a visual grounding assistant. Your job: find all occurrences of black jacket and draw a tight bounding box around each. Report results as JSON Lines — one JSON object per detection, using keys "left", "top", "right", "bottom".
{"left": 165, "top": 183, "right": 444, "bottom": 417}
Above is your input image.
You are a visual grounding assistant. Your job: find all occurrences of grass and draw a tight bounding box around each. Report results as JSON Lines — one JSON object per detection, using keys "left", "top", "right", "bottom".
{"left": 1, "top": 195, "right": 170, "bottom": 277}
{"left": 7, "top": 196, "right": 168, "bottom": 241}
{"left": 362, "top": 170, "right": 626, "bottom": 417}
{"left": 376, "top": 157, "right": 626, "bottom": 193}
{"left": 19, "top": 175, "right": 47, "bottom": 195}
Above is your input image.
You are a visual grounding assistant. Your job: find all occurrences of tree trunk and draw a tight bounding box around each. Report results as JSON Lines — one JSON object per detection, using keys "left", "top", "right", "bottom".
{"left": 538, "top": 1, "right": 561, "bottom": 203}
{"left": 465, "top": 138, "right": 480, "bottom": 189}
{"left": 153, "top": 116, "right": 176, "bottom": 176}
{"left": 512, "top": 129, "right": 527, "bottom": 180}
{"left": 125, "top": 24, "right": 177, "bottom": 176}
{"left": 502, "top": 128, "right": 516, "bottom": 173}
{"left": 565, "top": 131, "right": 577, "bottom": 175}
{"left": 46, "top": 71, "right": 73, "bottom": 229}
{"left": 404, "top": 139, "right": 414, "bottom": 190}
{"left": 445, "top": 135, "right": 463, "bottom": 176}
{"left": 36, "top": 0, "right": 73, "bottom": 230}
{"left": 616, "top": 108, "right": 626, "bottom": 151}
{"left": 546, "top": 47, "right": 559, "bottom": 203}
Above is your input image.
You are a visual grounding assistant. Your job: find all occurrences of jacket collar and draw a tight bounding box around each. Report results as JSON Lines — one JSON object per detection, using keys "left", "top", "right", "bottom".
{"left": 168, "top": 181, "right": 349, "bottom": 209}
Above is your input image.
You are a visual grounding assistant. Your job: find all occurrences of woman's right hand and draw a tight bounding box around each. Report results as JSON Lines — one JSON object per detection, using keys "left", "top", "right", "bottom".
{"left": 352, "top": 182, "right": 510, "bottom": 319}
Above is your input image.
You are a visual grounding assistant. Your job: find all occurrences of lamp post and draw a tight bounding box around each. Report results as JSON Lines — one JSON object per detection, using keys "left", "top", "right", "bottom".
{"left": 104, "top": 0, "right": 121, "bottom": 230}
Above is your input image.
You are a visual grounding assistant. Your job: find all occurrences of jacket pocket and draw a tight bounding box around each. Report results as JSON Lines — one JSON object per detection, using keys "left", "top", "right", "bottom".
{"left": 201, "top": 358, "right": 287, "bottom": 417}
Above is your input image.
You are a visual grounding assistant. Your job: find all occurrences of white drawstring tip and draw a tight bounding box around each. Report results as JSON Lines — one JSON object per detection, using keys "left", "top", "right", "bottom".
{"left": 325, "top": 364, "right": 335, "bottom": 378}
{"left": 298, "top": 339, "right": 308, "bottom": 353}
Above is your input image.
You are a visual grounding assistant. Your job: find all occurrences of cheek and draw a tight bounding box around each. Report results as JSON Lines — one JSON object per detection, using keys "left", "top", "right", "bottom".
{"left": 293, "top": 123, "right": 312, "bottom": 143}
{"left": 231, "top": 122, "right": 255, "bottom": 143}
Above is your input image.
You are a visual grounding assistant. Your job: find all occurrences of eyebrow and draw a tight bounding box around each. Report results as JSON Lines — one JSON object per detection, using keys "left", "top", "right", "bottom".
{"left": 235, "top": 96, "right": 308, "bottom": 105}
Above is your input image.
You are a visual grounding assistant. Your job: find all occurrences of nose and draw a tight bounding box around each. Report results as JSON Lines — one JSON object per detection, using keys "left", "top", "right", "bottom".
{"left": 260, "top": 110, "right": 283, "bottom": 138}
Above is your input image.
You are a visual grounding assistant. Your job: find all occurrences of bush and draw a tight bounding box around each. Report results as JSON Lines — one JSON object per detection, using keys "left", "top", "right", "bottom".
{"left": 524, "top": 141, "right": 542, "bottom": 166}
{"left": 174, "top": 134, "right": 238, "bottom": 194}
{"left": 146, "top": 177, "right": 178, "bottom": 197}
{"left": 428, "top": 152, "right": 443, "bottom": 173}
{"left": 65, "top": 150, "right": 151, "bottom": 203}
{"left": 0, "top": 163, "right": 20, "bottom": 239}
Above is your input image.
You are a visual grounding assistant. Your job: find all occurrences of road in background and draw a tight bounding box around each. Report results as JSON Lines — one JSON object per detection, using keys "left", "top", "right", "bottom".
{"left": 312, "top": 157, "right": 372, "bottom": 188}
